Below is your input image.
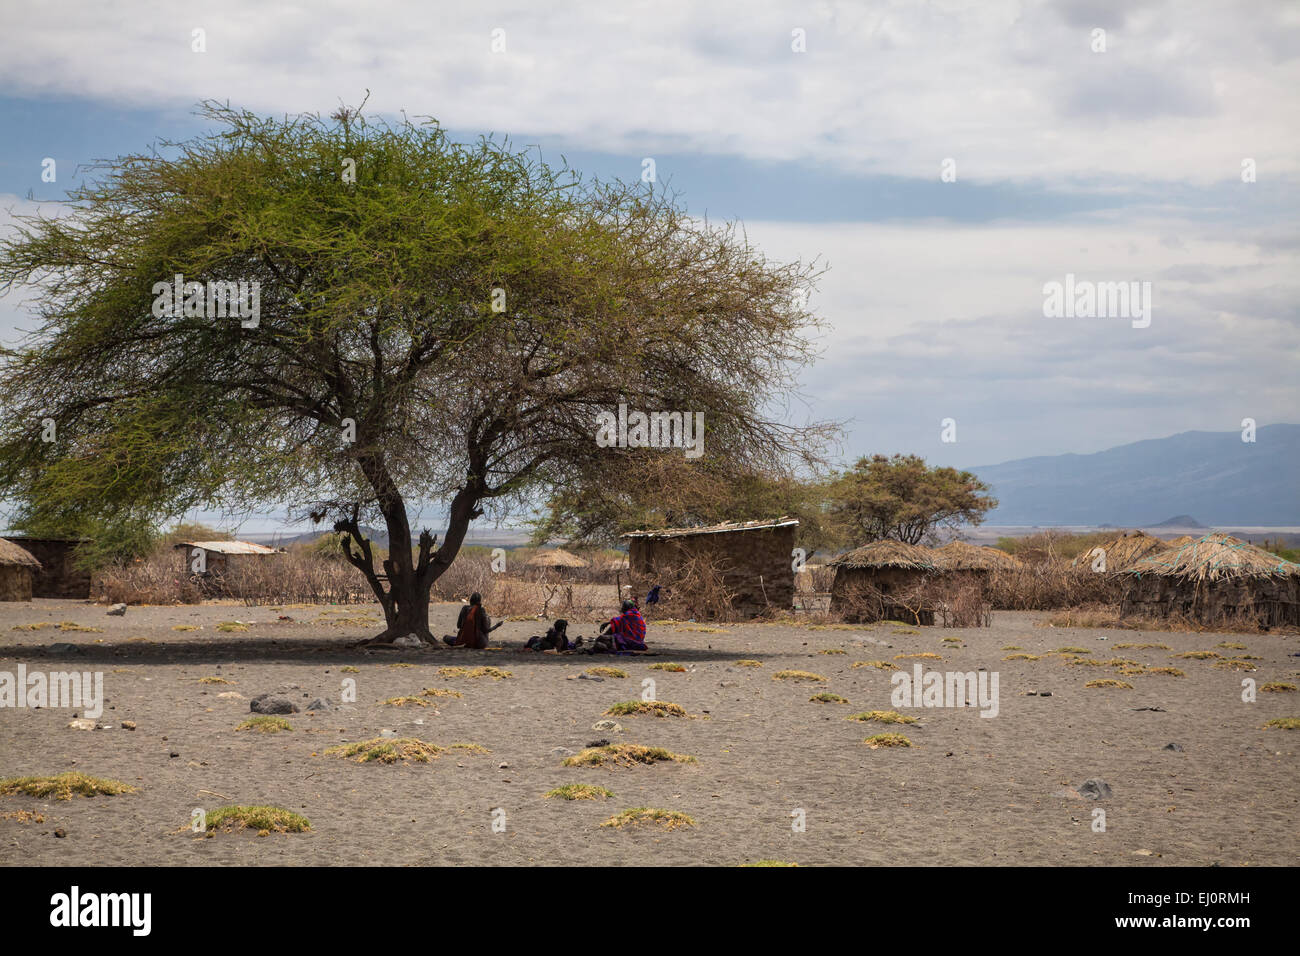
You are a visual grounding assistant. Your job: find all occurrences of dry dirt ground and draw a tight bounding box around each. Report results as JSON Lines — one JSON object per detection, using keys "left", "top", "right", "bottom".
{"left": 0, "top": 599, "right": 1295, "bottom": 866}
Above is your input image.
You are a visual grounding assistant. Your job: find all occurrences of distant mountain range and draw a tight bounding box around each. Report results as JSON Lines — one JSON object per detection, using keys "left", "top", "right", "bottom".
{"left": 969, "top": 424, "right": 1300, "bottom": 527}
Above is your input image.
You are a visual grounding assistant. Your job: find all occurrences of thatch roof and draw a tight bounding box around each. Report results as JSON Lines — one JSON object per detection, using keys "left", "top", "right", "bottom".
{"left": 934, "top": 540, "right": 1023, "bottom": 571}
{"left": 831, "top": 540, "right": 936, "bottom": 570}
{"left": 1070, "top": 530, "right": 1167, "bottom": 571}
{"left": 1128, "top": 533, "right": 1300, "bottom": 582}
{"left": 0, "top": 539, "right": 41, "bottom": 569}
{"left": 527, "top": 548, "right": 590, "bottom": 569}
{"left": 1164, "top": 534, "right": 1197, "bottom": 547}
{"left": 621, "top": 517, "right": 799, "bottom": 539}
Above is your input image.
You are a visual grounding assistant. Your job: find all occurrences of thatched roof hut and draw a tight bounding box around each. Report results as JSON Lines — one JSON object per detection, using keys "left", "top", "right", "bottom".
{"left": 1164, "top": 534, "right": 1198, "bottom": 547}
{"left": 526, "top": 548, "right": 590, "bottom": 570}
{"left": 1071, "top": 530, "right": 1168, "bottom": 572}
{"left": 1122, "top": 533, "right": 1300, "bottom": 627}
{"left": 933, "top": 541, "right": 1022, "bottom": 572}
{"left": 0, "top": 539, "right": 42, "bottom": 601}
{"left": 829, "top": 540, "right": 937, "bottom": 625}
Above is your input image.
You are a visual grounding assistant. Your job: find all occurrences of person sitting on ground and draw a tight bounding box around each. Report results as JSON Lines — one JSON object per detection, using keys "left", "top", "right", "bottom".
{"left": 590, "top": 599, "right": 647, "bottom": 653}
{"left": 443, "top": 593, "right": 492, "bottom": 649}
{"left": 522, "top": 619, "right": 582, "bottom": 652}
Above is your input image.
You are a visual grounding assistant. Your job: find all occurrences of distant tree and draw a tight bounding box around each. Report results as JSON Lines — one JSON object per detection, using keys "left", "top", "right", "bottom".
{"left": 0, "top": 102, "right": 828, "bottom": 642}
{"left": 826, "top": 454, "right": 996, "bottom": 546}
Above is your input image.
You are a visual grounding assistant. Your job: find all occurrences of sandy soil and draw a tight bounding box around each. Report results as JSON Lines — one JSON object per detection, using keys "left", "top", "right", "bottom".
{"left": 0, "top": 598, "right": 1295, "bottom": 866}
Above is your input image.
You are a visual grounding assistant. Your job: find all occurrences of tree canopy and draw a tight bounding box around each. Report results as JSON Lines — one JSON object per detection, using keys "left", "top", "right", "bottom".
{"left": 825, "top": 454, "right": 996, "bottom": 546}
{"left": 0, "top": 102, "right": 829, "bottom": 640}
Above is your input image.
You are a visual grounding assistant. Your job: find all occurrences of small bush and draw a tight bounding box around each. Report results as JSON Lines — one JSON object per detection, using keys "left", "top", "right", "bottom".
{"left": 648, "top": 662, "right": 686, "bottom": 672}
{"left": 585, "top": 667, "right": 628, "bottom": 679}
{"left": 809, "top": 693, "right": 849, "bottom": 704}
{"left": 1262, "top": 717, "right": 1299, "bottom": 730}
{"left": 604, "top": 700, "right": 687, "bottom": 718}
{"left": 206, "top": 805, "right": 310, "bottom": 833}
{"left": 864, "top": 733, "right": 912, "bottom": 749}
{"left": 324, "top": 738, "right": 445, "bottom": 764}
{"left": 561, "top": 744, "right": 695, "bottom": 768}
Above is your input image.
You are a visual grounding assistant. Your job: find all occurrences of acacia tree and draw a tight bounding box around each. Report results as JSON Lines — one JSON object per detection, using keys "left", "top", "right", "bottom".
{"left": 826, "top": 454, "right": 996, "bottom": 545}
{"left": 0, "top": 103, "right": 827, "bottom": 642}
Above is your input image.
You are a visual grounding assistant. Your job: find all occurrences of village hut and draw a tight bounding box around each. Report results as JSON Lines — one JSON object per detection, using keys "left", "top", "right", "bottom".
{"left": 526, "top": 548, "right": 590, "bottom": 574}
{"left": 1122, "top": 533, "right": 1300, "bottom": 628}
{"left": 622, "top": 517, "right": 798, "bottom": 618}
{"left": 1071, "top": 530, "right": 1168, "bottom": 572}
{"left": 829, "top": 539, "right": 937, "bottom": 625}
{"left": 933, "top": 541, "right": 1023, "bottom": 575}
{"left": 175, "top": 540, "right": 283, "bottom": 594}
{"left": 1, "top": 536, "right": 90, "bottom": 598}
{"left": 1164, "top": 534, "right": 1197, "bottom": 547}
{"left": 0, "top": 539, "right": 41, "bottom": 601}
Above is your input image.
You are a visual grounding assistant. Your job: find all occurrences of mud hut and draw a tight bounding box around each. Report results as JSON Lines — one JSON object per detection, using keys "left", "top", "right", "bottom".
{"left": 933, "top": 541, "right": 1022, "bottom": 575}
{"left": 1, "top": 536, "right": 90, "bottom": 598}
{"left": 622, "top": 517, "right": 798, "bottom": 618}
{"left": 829, "top": 540, "right": 937, "bottom": 625}
{"left": 1071, "top": 530, "right": 1168, "bottom": 572}
{"left": 526, "top": 548, "right": 590, "bottom": 574}
{"left": 0, "top": 539, "right": 42, "bottom": 601}
{"left": 1122, "top": 533, "right": 1300, "bottom": 628}
{"left": 175, "top": 540, "right": 283, "bottom": 594}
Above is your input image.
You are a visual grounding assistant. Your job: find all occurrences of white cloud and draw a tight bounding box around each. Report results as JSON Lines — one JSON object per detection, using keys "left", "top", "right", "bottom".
{"left": 2, "top": 0, "right": 1298, "bottom": 184}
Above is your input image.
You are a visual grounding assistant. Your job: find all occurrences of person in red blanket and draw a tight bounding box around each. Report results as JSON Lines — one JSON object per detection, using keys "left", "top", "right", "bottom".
{"left": 593, "top": 599, "right": 647, "bottom": 653}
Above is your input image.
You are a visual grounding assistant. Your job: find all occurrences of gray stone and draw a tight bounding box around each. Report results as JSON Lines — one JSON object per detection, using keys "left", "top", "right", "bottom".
{"left": 106, "top": 604, "right": 127, "bottom": 616}
{"left": 1077, "top": 778, "right": 1112, "bottom": 800}
{"left": 591, "top": 719, "right": 622, "bottom": 732}
{"left": 249, "top": 693, "right": 299, "bottom": 715}
{"left": 305, "top": 697, "right": 332, "bottom": 711}
{"left": 47, "top": 643, "right": 81, "bottom": 655}
{"left": 1162, "top": 742, "right": 1184, "bottom": 752}
{"left": 392, "top": 634, "right": 423, "bottom": 648}
{"left": 67, "top": 718, "right": 96, "bottom": 731}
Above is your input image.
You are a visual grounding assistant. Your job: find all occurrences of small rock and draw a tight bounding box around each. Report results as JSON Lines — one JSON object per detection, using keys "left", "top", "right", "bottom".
{"left": 719, "top": 680, "right": 739, "bottom": 688}
{"left": 1133, "top": 849, "right": 1156, "bottom": 857}
{"left": 498, "top": 762, "right": 509, "bottom": 769}
{"left": 305, "top": 697, "right": 331, "bottom": 711}
{"left": 576, "top": 673, "right": 603, "bottom": 682}
{"left": 217, "top": 691, "right": 245, "bottom": 700}
{"left": 67, "top": 718, "right": 96, "bottom": 731}
{"left": 120, "top": 721, "right": 136, "bottom": 730}
{"left": 249, "top": 693, "right": 299, "bottom": 715}
{"left": 169, "top": 752, "right": 179, "bottom": 758}
{"left": 393, "top": 634, "right": 423, "bottom": 648}
{"left": 48, "top": 643, "right": 81, "bottom": 655}
{"left": 550, "top": 747, "right": 574, "bottom": 757}
{"left": 106, "top": 603, "right": 127, "bottom": 616}
{"left": 587, "top": 738, "right": 611, "bottom": 748}
{"left": 1039, "top": 691, "right": 1052, "bottom": 697}
{"left": 1077, "top": 778, "right": 1112, "bottom": 800}
{"left": 1133, "top": 706, "right": 1165, "bottom": 712}
{"left": 1162, "top": 742, "right": 1184, "bottom": 752}
{"left": 591, "top": 719, "right": 622, "bottom": 732}
{"left": 379, "top": 729, "right": 397, "bottom": 738}
{"left": 54, "top": 828, "right": 66, "bottom": 838}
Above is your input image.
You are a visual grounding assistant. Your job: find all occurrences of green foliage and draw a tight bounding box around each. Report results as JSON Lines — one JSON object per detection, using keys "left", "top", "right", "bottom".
{"left": 825, "top": 454, "right": 996, "bottom": 546}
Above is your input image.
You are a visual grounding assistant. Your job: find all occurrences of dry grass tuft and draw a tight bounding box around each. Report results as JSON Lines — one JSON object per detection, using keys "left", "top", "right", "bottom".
{"left": 437, "top": 666, "right": 512, "bottom": 680}
{"left": 604, "top": 700, "right": 688, "bottom": 718}
{"left": 585, "top": 667, "right": 628, "bottom": 679}
{"left": 323, "top": 738, "right": 446, "bottom": 764}
{"left": 0, "top": 772, "right": 136, "bottom": 801}
{"left": 771, "top": 670, "right": 827, "bottom": 682}
{"left": 848, "top": 710, "right": 917, "bottom": 724}
{"left": 561, "top": 744, "right": 696, "bottom": 768}
{"left": 809, "top": 692, "right": 849, "bottom": 704}
{"left": 205, "top": 805, "right": 310, "bottom": 833}
{"left": 600, "top": 807, "right": 696, "bottom": 830}
{"left": 236, "top": 716, "right": 292, "bottom": 733}
{"left": 544, "top": 784, "right": 614, "bottom": 801}
{"left": 1085, "top": 679, "right": 1133, "bottom": 689}
{"left": 864, "top": 733, "right": 913, "bottom": 749}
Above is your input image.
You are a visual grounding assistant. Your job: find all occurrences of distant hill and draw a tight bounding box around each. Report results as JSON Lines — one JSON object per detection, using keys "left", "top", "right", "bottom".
{"left": 1149, "top": 514, "right": 1206, "bottom": 528}
{"left": 969, "top": 424, "right": 1300, "bottom": 526}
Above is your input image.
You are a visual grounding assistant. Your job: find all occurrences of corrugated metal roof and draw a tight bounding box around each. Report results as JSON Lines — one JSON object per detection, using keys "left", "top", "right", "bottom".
{"left": 173, "top": 540, "right": 283, "bottom": 555}
{"left": 621, "top": 517, "right": 799, "bottom": 539}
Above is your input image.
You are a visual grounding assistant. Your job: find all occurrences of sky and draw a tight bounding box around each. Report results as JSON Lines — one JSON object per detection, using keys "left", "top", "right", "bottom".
{"left": 0, "top": 0, "right": 1296, "bottom": 532}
